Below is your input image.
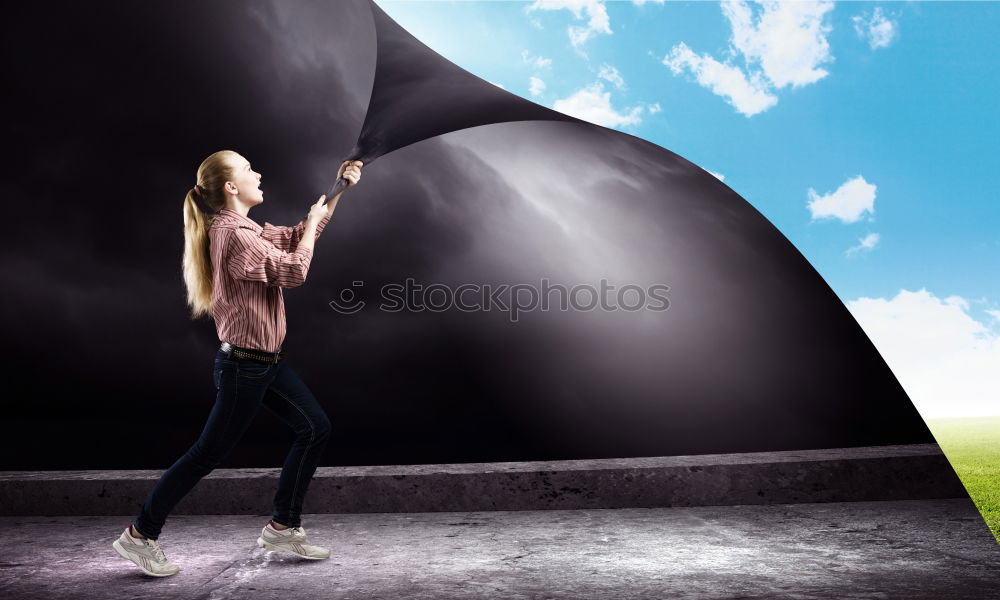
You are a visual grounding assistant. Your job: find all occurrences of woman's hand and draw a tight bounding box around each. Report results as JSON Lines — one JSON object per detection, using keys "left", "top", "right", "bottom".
{"left": 338, "top": 160, "right": 363, "bottom": 188}
{"left": 310, "top": 161, "right": 362, "bottom": 225}
{"left": 305, "top": 195, "right": 328, "bottom": 228}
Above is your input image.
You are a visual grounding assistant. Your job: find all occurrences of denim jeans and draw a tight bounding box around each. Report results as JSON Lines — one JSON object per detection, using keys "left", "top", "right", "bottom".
{"left": 134, "top": 348, "right": 331, "bottom": 539}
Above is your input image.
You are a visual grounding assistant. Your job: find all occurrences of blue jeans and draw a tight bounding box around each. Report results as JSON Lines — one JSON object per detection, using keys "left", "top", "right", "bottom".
{"left": 134, "top": 349, "right": 331, "bottom": 539}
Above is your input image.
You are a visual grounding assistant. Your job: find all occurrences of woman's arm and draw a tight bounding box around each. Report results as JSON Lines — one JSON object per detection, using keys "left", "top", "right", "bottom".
{"left": 226, "top": 226, "right": 316, "bottom": 288}
{"left": 261, "top": 213, "right": 331, "bottom": 252}
{"left": 260, "top": 190, "right": 345, "bottom": 251}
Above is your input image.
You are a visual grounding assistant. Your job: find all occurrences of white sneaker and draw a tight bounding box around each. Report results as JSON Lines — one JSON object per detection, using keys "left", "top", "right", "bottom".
{"left": 257, "top": 521, "right": 331, "bottom": 560}
{"left": 112, "top": 525, "right": 181, "bottom": 577}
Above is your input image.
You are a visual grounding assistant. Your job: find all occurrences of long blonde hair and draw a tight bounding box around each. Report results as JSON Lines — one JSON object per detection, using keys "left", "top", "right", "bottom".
{"left": 182, "top": 150, "right": 238, "bottom": 319}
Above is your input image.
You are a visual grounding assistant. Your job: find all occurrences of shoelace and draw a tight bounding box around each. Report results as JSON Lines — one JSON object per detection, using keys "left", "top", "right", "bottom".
{"left": 145, "top": 538, "right": 168, "bottom": 563}
{"left": 271, "top": 524, "right": 305, "bottom": 537}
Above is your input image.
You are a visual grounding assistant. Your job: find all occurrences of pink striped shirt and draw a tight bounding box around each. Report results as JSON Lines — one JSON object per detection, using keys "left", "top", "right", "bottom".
{"left": 208, "top": 207, "right": 332, "bottom": 353}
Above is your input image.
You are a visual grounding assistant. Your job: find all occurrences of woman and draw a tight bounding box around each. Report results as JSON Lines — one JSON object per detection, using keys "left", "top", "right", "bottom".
{"left": 112, "top": 150, "right": 363, "bottom": 577}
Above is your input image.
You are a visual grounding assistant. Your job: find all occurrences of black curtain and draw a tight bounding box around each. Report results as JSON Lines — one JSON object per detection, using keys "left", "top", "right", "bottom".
{"left": 0, "top": 0, "right": 932, "bottom": 469}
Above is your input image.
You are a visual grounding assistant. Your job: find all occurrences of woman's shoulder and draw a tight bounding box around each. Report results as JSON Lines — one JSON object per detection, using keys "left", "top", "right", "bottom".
{"left": 209, "top": 213, "right": 245, "bottom": 231}
{"left": 208, "top": 218, "right": 263, "bottom": 250}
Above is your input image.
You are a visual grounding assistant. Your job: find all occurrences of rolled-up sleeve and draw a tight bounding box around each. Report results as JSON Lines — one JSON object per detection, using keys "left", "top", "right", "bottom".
{"left": 225, "top": 226, "right": 314, "bottom": 288}
{"left": 261, "top": 213, "right": 331, "bottom": 251}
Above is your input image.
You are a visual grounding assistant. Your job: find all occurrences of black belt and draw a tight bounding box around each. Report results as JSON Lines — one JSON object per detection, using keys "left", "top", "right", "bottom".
{"left": 220, "top": 342, "right": 284, "bottom": 364}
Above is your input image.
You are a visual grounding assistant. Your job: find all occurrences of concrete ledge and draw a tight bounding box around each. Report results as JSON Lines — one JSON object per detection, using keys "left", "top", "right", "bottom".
{"left": 0, "top": 444, "right": 967, "bottom": 516}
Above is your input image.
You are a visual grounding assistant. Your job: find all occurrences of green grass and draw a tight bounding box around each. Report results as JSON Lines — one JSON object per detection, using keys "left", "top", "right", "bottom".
{"left": 925, "top": 416, "right": 1000, "bottom": 544}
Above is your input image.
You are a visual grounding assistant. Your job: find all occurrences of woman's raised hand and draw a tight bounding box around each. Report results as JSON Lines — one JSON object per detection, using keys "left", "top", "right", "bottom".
{"left": 308, "top": 161, "right": 362, "bottom": 226}
{"left": 338, "top": 160, "right": 363, "bottom": 188}
{"left": 306, "top": 195, "right": 328, "bottom": 227}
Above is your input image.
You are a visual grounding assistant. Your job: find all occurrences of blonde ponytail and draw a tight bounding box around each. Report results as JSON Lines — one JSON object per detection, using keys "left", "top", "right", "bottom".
{"left": 180, "top": 150, "right": 238, "bottom": 319}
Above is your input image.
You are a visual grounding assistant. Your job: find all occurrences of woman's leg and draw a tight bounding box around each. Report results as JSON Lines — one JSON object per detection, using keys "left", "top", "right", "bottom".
{"left": 261, "top": 361, "right": 332, "bottom": 529}
{"left": 134, "top": 352, "right": 278, "bottom": 539}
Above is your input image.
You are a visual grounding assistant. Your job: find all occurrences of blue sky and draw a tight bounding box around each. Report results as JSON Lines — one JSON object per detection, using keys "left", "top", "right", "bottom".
{"left": 376, "top": 1, "right": 999, "bottom": 417}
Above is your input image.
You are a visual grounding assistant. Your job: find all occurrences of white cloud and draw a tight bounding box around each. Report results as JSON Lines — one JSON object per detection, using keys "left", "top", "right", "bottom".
{"left": 521, "top": 49, "right": 553, "bottom": 70}
{"left": 723, "top": 0, "right": 835, "bottom": 89}
{"left": 847, "top": 289, "right": 1000, "bottom": 418}
{"left": 529, "top": 76, "right": 546, "bottom": 97}
{"left": 597, "top": 63, "right": 625, "bottom": 89}
{"left": 489, "top": 80, "right": 507, "bottom": 90}
{"left": 632, "top": 0, "right": 665, "bottom": 5}
{"left": 646, "top": 102, "right": 662, "bottom": 114}
{"left": 846, "top": 232, "right": 880, "bottom": 256}
{"left": 663, "top": 42, "right": 778, "bottom": 117}
{"left": 852, "top": 7, "right": 897, "bottom": 50}
{"left": 708, "top": 170, "right": 726, "bottom": 182}
{"left": 553, "top": 82, "right": 644, "bottom": 128}
{"left": 662, "top": 1, "right": 834, "bottom": 116}
{"left": 526, "top": 0, "right": 612, "bottom": 49}
{"left": 807, "top": 175, "right": 877, "bottom": 223}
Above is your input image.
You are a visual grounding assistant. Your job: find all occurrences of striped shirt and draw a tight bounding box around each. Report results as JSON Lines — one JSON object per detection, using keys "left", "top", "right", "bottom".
{"left": 208, "top": 207, "right": 331, "bottom": 353}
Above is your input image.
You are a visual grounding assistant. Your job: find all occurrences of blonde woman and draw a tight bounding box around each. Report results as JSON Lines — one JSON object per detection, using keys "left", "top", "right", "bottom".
{"left": 112, "top": 150, "right": 362, "bottom": 577}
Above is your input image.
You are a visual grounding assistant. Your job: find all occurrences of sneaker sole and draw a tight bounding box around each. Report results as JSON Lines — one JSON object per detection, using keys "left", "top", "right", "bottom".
{"left": 112, "top": 539, "right": 180, "bottom": 577}
{"left": 257, "top": 536, "right": 330, "bottom": 560}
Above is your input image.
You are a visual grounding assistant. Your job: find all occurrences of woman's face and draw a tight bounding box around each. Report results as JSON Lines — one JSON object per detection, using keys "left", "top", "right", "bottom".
{"left": 226, "top": 154, "right": 264, "bottom": 206}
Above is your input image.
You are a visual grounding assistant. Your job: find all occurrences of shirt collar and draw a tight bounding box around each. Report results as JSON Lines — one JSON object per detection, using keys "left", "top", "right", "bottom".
{"left": 218, "top": 207, "right": 262, "bottom": 232}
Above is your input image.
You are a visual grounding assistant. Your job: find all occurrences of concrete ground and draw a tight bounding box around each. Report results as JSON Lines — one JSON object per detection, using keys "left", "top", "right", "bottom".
{"left": 0, "top": 499, "right": 996, "bottom": 600}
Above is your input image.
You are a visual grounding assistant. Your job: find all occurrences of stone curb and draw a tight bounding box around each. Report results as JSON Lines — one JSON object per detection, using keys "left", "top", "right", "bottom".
{"left": 0, "top": 444, "right": 967, "bottom": 515}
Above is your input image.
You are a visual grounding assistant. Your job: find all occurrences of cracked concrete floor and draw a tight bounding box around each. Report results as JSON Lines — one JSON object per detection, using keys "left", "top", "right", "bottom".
{"left": 0, "top": 499, "right": 997, "bottom": 600}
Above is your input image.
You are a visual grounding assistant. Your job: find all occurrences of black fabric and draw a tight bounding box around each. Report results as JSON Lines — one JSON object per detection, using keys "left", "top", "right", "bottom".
{"left": 0, "top": 0, "right": 933, "bottom": 469}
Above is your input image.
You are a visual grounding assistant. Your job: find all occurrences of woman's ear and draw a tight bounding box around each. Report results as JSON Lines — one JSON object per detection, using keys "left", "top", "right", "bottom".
{"left": 225, "top": 181, "right": 238, "bottom": 195}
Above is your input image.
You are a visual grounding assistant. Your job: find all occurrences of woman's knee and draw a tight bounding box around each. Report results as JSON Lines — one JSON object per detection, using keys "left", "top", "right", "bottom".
{"left": 313, "top": 412, "right": 332, "bottom": 442}
{"left": 292, "top": 409, "right": 331, "bottom": 445}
